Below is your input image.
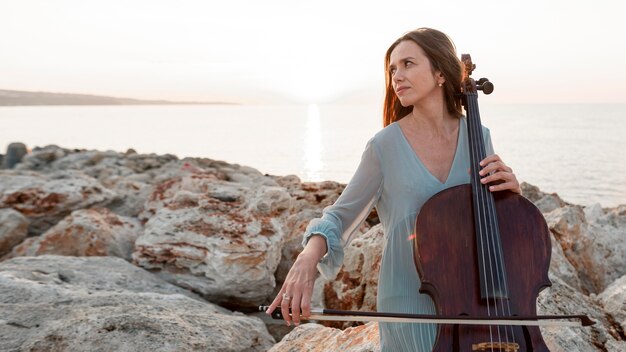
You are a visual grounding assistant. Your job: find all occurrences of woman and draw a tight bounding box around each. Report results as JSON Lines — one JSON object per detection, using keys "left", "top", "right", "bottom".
{"left": 267, "top": 27, "right": 521, "bottom": 351}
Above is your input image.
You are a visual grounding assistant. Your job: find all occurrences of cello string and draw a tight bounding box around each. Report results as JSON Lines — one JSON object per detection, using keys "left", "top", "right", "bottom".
{"left": 467, "top": 94, "right": 498, "bottom": 349}
{"left": 467, "top": 94, "right": 499, "bottom": 348}
{"left": 465, "top": 94, "right": 492, "bottom": 345}
{"left": 473, "top": 96, "right": 504, "bottom": 349}
{"left": 483, "top": 156, "right": 516, "bottom": 344}
{"left": 475, "top": 95, "right": 508, "bottom": 350}
{"left": 477, "top": 96, "right": 511, "bottom": 349}
{"left": 469, "top": 93, "right": 516, "bottom": 346}
{"left": 481, "top": 108, "right": 510, "bottom": 345}
{"left": 471, "top": 93, "right": 517, "bottom": 343}
{"left": 481, "top": 142, "right": 517, "bottom": 345}
{"left": 468, "top": 93, "right": 502, "bottom": 346}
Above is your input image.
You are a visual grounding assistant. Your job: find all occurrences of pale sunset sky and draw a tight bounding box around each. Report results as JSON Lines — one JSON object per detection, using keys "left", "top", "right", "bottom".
{"left": 1, "top": 0, "right": 624, "bottom": 105}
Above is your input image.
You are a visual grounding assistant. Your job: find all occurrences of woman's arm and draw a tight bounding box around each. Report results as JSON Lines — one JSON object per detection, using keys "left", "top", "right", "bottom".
{"left": 266, "top": 137, "right": 384, "bottom": 326}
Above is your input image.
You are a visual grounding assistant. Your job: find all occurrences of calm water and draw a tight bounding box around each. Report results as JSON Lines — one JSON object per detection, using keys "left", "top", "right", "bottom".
{"left": 1, "top": 104, "right": 624, "bottom": 207}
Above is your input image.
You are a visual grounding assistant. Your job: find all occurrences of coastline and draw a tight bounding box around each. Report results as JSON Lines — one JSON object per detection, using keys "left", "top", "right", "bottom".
{"left": 0, "top": 144, "right": 624, "bottom": 351}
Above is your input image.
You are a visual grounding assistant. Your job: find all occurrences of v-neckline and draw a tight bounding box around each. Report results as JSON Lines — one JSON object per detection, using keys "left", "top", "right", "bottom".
{"left": 394, "top": 118, "right": 464, "bottom": 185}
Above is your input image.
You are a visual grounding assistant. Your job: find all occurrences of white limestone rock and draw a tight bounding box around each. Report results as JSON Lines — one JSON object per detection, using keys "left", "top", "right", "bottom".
{"left": 0, "top": 255, "right": 274, "bottom": 351}
{"left": 133, "top": 173, "right": 292, "bottom": 307}
{"left": 0, "top": 170, "right": 117, "bottom": 235}
{"left": 545, "top": 204, "right": 626, "bottom": 294}
{"left": 268, "top": 322, "right": 380, "bottom": 352}
{"left": 0, "top": 208, "right": 29, "bottom": 257}
{"left": 7, "top": 208, "right": 142, "bottom": 260}
{"left": 598, "top": 274, "right": 626, "bottom": 336}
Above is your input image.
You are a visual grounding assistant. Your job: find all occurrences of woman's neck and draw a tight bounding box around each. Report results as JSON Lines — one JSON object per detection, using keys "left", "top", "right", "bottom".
{"left": 408, "top": 100, "right": 457, "bottom": 138}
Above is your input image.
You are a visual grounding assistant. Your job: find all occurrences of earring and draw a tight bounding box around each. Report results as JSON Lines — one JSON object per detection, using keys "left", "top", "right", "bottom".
{"left": 438, "top": 83, "right": 443, "bottom": 87}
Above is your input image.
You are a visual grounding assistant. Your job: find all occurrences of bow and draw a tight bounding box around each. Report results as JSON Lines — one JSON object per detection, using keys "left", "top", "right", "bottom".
{"left": 259, "top": 306, "right": 595, "bottom": 327}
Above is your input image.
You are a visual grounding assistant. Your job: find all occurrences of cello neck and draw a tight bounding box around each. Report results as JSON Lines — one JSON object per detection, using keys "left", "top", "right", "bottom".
{"left": 461, "top": 54, "right": 509, "bottom": 299}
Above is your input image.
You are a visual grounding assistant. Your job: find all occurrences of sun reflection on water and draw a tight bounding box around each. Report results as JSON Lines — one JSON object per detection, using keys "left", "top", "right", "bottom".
{"left": 304, "top": 104, "right": 324, "bottom": 181}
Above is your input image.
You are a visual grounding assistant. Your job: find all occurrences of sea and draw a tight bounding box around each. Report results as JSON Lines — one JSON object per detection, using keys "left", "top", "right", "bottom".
{"left": 1, "top": 103, "right": 624, "bottom": 208}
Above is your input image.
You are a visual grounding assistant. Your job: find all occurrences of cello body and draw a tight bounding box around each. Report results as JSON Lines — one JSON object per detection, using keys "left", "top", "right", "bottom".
{"left": 414, "top": 186, "right": 552, "bottom": 351}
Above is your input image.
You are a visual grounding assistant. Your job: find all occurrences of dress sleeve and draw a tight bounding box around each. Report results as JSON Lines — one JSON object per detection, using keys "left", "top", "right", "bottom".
{"left": 302, "top": 137, "right": 383, "bottom": 279}
{"left": 483, "top": 126, "right": 495, "bottom": 156}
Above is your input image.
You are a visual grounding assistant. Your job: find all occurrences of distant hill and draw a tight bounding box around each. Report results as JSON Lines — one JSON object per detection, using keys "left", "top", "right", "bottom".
{"left": 0, "top": 89, "right": 232, "bottom": 106}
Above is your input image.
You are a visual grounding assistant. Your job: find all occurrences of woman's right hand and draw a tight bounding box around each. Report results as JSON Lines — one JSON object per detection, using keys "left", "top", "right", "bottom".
{"left": 266, "top": 235, "right": 327, "bottom": 326}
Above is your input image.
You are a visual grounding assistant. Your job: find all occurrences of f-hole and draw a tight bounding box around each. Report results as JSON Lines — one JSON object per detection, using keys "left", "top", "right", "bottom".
{"left": 521, "top": 322, "right": 534, "bottom": 352}
{"left": 453, "top": 322, "right": 460, "bottom": 352}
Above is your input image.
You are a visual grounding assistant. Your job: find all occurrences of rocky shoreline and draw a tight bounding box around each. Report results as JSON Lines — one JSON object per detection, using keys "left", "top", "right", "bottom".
{"left": 0, "top": 144, "right": 624, "bottom": 351}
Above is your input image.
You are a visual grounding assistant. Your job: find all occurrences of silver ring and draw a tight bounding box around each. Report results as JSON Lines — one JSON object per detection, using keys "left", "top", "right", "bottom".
{"left": 282, "top": 293, "right": 292, "bottom": 301}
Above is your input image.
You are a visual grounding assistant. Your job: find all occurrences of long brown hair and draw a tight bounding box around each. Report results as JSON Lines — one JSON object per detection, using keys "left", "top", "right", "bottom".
{"left": 383, "top": 28, "right": 463, "bottom": 127}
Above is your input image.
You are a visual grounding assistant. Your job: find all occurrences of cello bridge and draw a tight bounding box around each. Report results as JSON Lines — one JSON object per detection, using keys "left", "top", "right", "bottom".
{"left": 472, "top": 342, "right": 519, "bottom": 352}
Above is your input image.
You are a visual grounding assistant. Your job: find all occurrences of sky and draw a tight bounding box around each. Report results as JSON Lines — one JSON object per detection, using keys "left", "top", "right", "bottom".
{"left": 1, "top": 0, "right": 625, "bottom": 105}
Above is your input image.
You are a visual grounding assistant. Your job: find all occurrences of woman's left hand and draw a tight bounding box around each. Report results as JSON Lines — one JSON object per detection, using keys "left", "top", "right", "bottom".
{"left": 479, "top": 154, "right": 521, "bottom": 194}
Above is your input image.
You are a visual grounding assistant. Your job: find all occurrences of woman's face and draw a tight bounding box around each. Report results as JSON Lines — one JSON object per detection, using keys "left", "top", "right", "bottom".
{"left": 389, "top": 40, "right": 443, "bottom": 107}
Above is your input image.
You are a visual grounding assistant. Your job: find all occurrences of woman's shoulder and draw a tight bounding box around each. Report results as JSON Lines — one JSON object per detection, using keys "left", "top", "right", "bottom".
{"left": 369, "top": 121, "right": 400, "bottom": 146}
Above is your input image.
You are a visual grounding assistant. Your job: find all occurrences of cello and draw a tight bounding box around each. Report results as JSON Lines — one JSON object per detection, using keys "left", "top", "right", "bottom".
{"left": 413, "top": 54, "right": 552, "bottom": 352}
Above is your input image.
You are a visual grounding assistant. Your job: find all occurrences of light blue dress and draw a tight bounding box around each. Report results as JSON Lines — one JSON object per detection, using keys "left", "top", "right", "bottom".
{"left": 302, "top": 117, "right": 494, "bottom": 351}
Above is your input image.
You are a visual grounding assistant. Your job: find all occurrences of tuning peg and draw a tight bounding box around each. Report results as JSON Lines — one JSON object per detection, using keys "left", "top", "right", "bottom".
{"left": 477, "top": 78, "right": 494, "bottom": 95}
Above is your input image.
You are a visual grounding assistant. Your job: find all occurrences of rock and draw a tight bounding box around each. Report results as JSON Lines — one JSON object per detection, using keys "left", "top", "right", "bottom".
{"left": 7, "top": 208, "right": 142, "bottom": 260}
{"left": 52, "top": 150, "right": 138, "bottom": 180}
{"left": 0, "top": 255, "right": 202, "bottom": 300}
{"left": 2, "top": 144, "right": 622, "bottom": 352}
{"left": 584, "top": 203, "right": 605, "bottom": 223}
{"left": 548, "top": 233, "right": 583, "bottom": 291}
{"left": 15, "top": 145, "right": 75, "bottom": 171}
{"left": 101, "top": 177, "right": 154, "bottom": 217}
{"left": 521, "top": 182, "right": 567, "bottom": 213}
{"left": 12, "top": 147, "right": 284, "bottom": 221}
{"left": 16, "top": 146, "right": 178, "bottom": 178}
{"left": 3, "top": 142, "right": 28, "bottom": 169}
{"left": 598, "top": 274, "right": 626, "bottom": 336}
{"left": 0, "top": 208, "right": 29, "bottom": 257}
{"left": 268, "top": 322, "right": 380, "bottom": 352}
{"left": 546, "top": 204, "right": 626, "bottom": 294}
{"left": 0, "top": 255, "right": 275, "bottom": 351}
{"left": 133, "top": 173, "right": 292, "bottom": 308}
{"left": 586, "top": 207, "right": 626, "bottom": 291}
{"left": 271, "top": 176, "right": 348, "bottom": 291}
{"left": 0, "top": 170, "right": 117, "bottom": 235}
{"left": 538, "top": 275, "right": 624, "bottom": 352}
{"left": 520, "top": 182, "right": 545, "bottom": 203}
{"left": 605, "top": 205, "right": 626, "bottom": 228}
{"left": 223, "top": 165, "right": 272, "bottom": 186}
{"left": 535, "top": 194, "right": 568, "bottom": 214}
{"left": 322, "top": 225, "right": 383, "bottom": 329}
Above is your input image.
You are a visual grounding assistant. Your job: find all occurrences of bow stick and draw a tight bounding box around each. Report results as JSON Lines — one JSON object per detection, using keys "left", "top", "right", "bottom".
{"left": 259, "top": 306, "right": 595, "bottom": 327}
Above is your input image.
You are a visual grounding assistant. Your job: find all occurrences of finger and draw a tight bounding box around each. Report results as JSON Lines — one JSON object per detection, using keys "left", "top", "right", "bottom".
{"left": 480, "top": 171, "right": 511, "bottom": 185}
{"left": 488, "top": 180, "right": 519, "bottom": 192}
{"left": 280, "top": 290, "right": 293, "bottom": 326}
{"left": 266, "top": 288, "right": 284, "bottom": 315}
{"left": 291, "top": 291, "right": 303, "bottom": 326}
{"left": 479, "top": 154, "right": 501, "bottom": 167}
{"left": 483, "top": 173, "right": 520, "bottom": 192}
{"left": 300, "top": 286, "right": 313, "bottom": 319}
{"left": 479, "top": 161, "right": 512, "bottom": 176}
